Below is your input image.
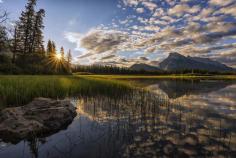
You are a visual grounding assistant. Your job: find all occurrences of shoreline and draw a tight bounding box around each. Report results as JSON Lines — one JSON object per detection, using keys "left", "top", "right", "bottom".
{"left": 76, "top": 74, "right": 236, "bottom": 80}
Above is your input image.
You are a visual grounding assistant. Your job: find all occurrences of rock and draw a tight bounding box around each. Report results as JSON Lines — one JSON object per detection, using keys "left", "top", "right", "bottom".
{"left": 0, "top": 98, "right": 76, "bottom": 143}
{"left": 181, "top": 134, "right": 199, "bottom": 146}
{"left": 163, "top": 143, "right": 175, "bottom": 155}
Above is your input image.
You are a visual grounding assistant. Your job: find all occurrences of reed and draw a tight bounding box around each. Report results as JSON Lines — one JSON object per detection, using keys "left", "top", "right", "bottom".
{"left": 0, "top": 75, "right": 132, "bottom": 107}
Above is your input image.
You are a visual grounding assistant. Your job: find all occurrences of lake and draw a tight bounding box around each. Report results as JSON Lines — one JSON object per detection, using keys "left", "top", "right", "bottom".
{"left": 0, "top": 77, "right": 236, "bottom": 158}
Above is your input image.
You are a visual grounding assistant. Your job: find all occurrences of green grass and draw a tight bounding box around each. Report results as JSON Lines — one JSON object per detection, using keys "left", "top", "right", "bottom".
{"left": 0, "top": 75, "right": 132, "bottom": 107}
{"left": 76, "top": 74, "right": 236, "bottom": 80}
{"left": 1, "top": 74, "right": 235, "bottom": 108}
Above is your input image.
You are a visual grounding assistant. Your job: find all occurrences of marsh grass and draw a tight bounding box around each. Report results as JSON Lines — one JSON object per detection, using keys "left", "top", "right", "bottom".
{"left": 79, "top": 74, "right": 236, "bottom": 80}
{"left": 0, "top": 75, "right": 133, "bottom": 107}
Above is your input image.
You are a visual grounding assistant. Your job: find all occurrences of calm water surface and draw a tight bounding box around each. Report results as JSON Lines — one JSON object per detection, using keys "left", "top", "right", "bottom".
{"left": 0, "top": 79, "right": 236, "bottom": 158}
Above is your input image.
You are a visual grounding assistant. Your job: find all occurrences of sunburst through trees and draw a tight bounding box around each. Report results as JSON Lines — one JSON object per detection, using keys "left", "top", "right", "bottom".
{"left": 0, "top": 0, "right": 73, "bottom": 74}
{"left": 46, "top": 41, "right": 71, "bottom": 73}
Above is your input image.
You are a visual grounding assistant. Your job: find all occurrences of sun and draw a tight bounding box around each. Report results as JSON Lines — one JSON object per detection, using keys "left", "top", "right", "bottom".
{"left": 55, "top": 54, "right": 62, "bottom": 60}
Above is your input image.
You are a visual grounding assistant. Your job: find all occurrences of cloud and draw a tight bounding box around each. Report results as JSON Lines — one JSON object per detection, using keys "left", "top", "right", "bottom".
{"left": 65, "top": 32, "right": 81, "bottom": 43}
{"left": 79, "top": 29, "right": 129, "bottom": 58}
{"left": 136, "top": 8, "right": 145, "bottom": 13}
{"left": 78, "top": 52, "right": 94, "bottom": 59}
{"left": 181, "top": 0, "right": 191, "bottom": 2}
{"left": 145, "top": 46, "right": 157, "bottom": 53}
{"left": 211, "top": 49, "right": 236, "bottom": 68}
{"left": 122, "top": 0, "right": 139, "bottom": 7}
{"left": 64, "top": 32, "right": 85, "bottom": 52}
{"left": 138, "top": 56, "right": 149, "bottom": 61}
{"left": 65, "top": 0, "right": 236, "bottom": 67}
{"left": 199, "top": 8, "right": 214, "bottom": 17}
{"left": 178, "top": 43, "right": 236, "bottom": 56}
{"left": 209, "top": 0, "right": 234, "bottom": 6}
{"left": 219, "top": 4, "right": 236, "bottom": 17}
{"left": 168, "top": 4, "right": 189, "bottom": 16}
{"left": 168, "top": 4, "right": 200, "bottom": 17}
{"left": 101, "top": 54, "right": 116, "bottom": 60}
{"left": 142, "top": 1, "right": 157, "bottom": 11}
{"left": 0, "top": 0, "right": 3, "bottom": 3}
{"left": 140, "top": 22, "right": 236, "bottom": 48}
{"left": 153, "top": 8, "right": 165, "bottom": 17}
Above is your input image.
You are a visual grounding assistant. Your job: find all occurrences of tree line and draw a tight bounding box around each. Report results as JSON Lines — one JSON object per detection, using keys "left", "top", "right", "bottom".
{"left": 73, "top": 65, "right": 165, "bottom": 75}
{"left": 73, "top": 65, "right": 236, "bottom": 75}
{"left": 0, "top": 0, "right": 72, "bottom": 74}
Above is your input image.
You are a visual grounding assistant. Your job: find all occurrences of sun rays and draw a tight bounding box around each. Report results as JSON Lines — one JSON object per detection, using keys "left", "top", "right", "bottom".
{"left": 55, "top": 53, "right": 62, "bottom": 61}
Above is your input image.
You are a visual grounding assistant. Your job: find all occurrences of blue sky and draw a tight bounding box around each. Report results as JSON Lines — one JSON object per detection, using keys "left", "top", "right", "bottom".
{"left": 1, "top": 0, "right": 236, "bottom": 67}
{"left": 1, "top": 0, "right": 120, "bottom": 57}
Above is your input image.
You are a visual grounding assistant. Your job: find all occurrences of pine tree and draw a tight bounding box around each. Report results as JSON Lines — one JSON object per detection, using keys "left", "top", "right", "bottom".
{"left": 12, "top": 23, "right": 21, "bottom": 63}
{"left": 46, "top": 40, "right": 52, "bottom": 55}
{"left": 60, "top": 47, "right": 65, "bottom": 62}
{"left": 0, "top": 11, "right": 9, "bottom": 53}
{"left": 0, "top": 25, "right": 7, "bottom": 52}
{"left": 40, "top": 44, "right": 45, "bottom": 55}
{"left": 31, "top": 9, "right": 45, "bottom": 54}
{"left": 66, "top": 49, "right": 72, "bottom": 72}
{"left": 51, "top": 41, "right": 56, "bottom": 55}
{"left": 47, "top": 40, "right": 56, "bottom": 59}
{"left": 17, "top": 0, "right": 37, "bottom": 54}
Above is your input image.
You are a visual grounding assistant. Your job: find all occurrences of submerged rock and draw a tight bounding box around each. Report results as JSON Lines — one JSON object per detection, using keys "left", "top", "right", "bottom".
{"left": 0, "top": 98, "right": 76, "bottom": 143}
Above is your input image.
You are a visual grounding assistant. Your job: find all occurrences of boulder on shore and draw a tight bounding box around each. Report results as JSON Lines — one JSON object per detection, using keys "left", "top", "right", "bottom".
{"left": 0, "top": 98, "right": 76, "bottom": 143}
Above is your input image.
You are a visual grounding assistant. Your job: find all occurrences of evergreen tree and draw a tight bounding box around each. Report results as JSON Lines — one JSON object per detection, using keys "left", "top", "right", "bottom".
{"left": 0, "top": 11, "right": 9, "bottom": 53}
{"left": 46, "top": 40, "right": 52, "bottom": 55}
{"left": 0, "top": 11, "right": 8, "bottom": 24}
{"left": 31, "top": 9, "right": 45, "bottom": 54}
{"left": 66, "top": 49, "right": 72, "bottom": 72}
{"left": 12, "top": 23, "right": 21, "bottom": 63}
{"left": 47, "top": 40, "right": 56, "bottom": 59}
{"left": 60, "top": 47, "right": 65, "bottom": 62}
{"left": 17, "top": 0, "right": 37, "bottom": 54}
{"left": 0, "top": 25, "right": 7, "bottom": 52}
{"left": 51, "top": 41, "right": 56, "bottom": 55}
{"left": 0, "top": 0, "right": 74, "bottom": 75}
{"left": 40, "top": 44, "right": 45, "bottom": 55}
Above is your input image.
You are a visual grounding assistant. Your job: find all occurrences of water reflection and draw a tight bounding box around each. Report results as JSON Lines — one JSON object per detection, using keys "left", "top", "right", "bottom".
{"left": 134, "top": 79, "right": 236, "bottom": 99}
{"left": 0, "top": 80, "right": 236, "bottom": 158}
{"left": 142, "top": 79, "right": 236, "bottom": 116}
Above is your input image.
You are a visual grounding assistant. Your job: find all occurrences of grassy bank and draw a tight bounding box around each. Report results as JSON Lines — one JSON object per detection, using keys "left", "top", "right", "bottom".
{"left": 0, "top": 75, "right": 132, "bottom": 107}
{"left": 1, "top": 74, "right": 235, "bottom": 107}
{"left": 77, "top": 74, "right": 236, "bottom": 80}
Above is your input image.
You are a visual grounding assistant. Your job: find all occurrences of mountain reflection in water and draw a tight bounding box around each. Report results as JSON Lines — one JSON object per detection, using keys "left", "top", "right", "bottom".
{"left": 0, "top": 79, "right": 235, "bottom": 158}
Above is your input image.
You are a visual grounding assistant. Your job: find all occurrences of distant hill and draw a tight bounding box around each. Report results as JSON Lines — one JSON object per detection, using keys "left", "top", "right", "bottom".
{"left": 129, "top": 53, "right": 235, "bottom": 73}
{"left": 130, "top": 63, "right": 161, "bottom": 72}
{"left": 159, "top": 53, "right": 235, "bottom": 72}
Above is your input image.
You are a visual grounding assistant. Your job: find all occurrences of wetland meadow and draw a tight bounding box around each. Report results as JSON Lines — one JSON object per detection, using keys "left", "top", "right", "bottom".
{"left": 0, "top": 75, "right": 236, "bottom": 158}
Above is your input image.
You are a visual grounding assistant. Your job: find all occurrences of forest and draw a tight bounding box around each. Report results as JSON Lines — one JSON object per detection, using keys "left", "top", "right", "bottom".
{"left": 0, "top": 0, "right": 72, "bottom": 74}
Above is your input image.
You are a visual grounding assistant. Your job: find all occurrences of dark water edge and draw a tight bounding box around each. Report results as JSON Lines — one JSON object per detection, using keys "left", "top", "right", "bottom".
{"left": 0, "top": 79, "right": 236, "bottom": 158}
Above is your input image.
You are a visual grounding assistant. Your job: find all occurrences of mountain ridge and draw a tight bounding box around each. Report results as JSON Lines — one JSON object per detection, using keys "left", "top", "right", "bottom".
{"left": 130, "top": 53, "right": 235, "bottom": 73}
{"left": 130, "top": 63, "right": 161, "bottom": 72}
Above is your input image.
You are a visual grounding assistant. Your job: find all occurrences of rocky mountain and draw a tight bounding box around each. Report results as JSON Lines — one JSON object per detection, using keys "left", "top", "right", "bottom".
{"left": 130, "top": 53, "right": 235, "bottom": 73}
{"left": 159, "top": 53, "right": 235, "bottom": 72}
{"left": 130, "top": 63, "right": 161, "bottom": 72}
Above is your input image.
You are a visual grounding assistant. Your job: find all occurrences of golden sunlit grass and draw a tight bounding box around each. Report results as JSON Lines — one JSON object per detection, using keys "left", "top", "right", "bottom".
{"left": 75, "top": 74, "right": 236, "bottom": 80}
{"left": 1, "top": 74, "right": 235, "bottom": 108}
{"left": 0, "top": 75, "right": 132, "bottom": 107}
